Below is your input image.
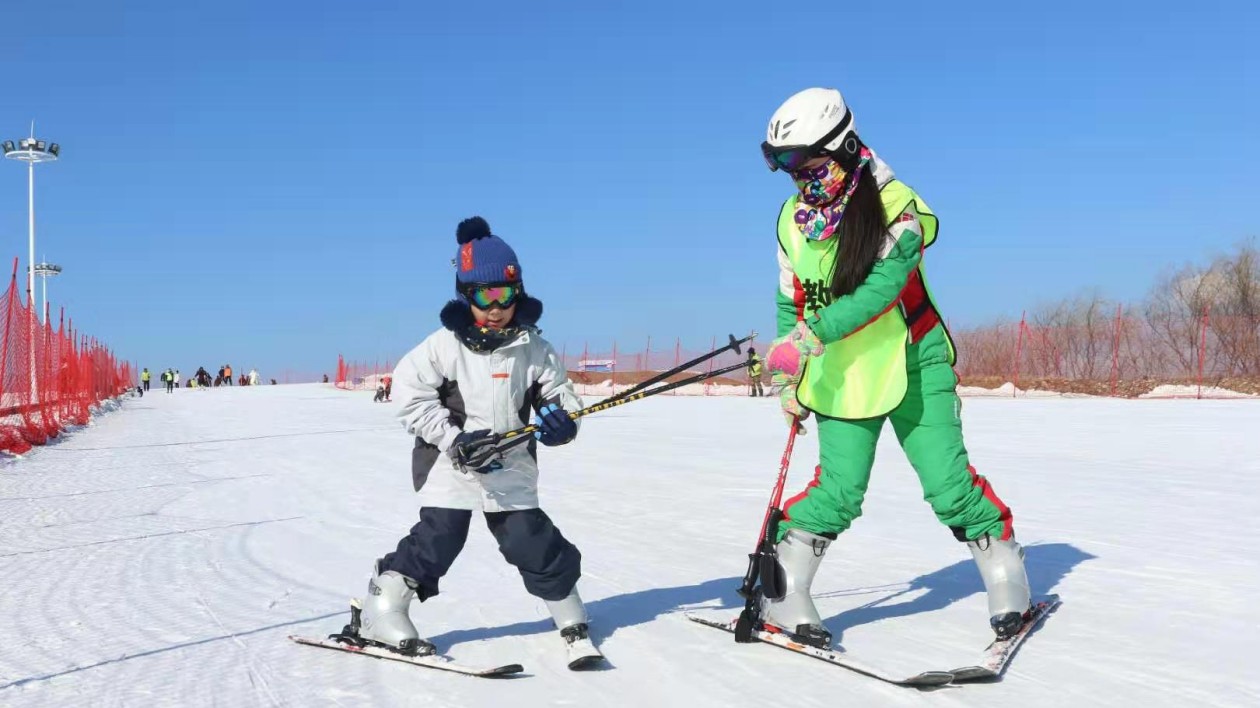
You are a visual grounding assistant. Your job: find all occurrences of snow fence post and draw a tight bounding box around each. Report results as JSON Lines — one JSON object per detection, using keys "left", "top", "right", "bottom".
{"left": 1011, "top": 311, "right": 1026, "bottom": 398}
{"left": 673, "top": 338, "right": 680, "bottom": 396}
{"left": 1197, "top": 307, "right": 1210, "bottom": 399}
{"left": 705, "top": 335, "right": 717, "bottom": 396}
{"left": 1110, "top": 303, "right": 1123, "bottom": 398}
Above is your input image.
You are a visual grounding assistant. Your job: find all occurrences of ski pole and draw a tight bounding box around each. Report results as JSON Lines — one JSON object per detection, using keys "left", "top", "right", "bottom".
{"left": 608, "top": 332, "right": 757, "bottom": 403}
{"left": 491, "top": 359, "right": 751, "bottom": 453}
{"left": 734, "top": 416, "right": 799, "bottom": 643}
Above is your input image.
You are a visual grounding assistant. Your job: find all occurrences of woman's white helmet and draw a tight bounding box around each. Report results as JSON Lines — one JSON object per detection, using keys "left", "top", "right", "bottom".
{"left": 763, "top": 87, "right": 862, "bottom": 168}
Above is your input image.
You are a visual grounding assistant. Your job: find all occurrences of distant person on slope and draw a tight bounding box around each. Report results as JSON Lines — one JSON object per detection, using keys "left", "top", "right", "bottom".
{"left": 345, "top": 216, "right": 601, "bottom": 668}
{"left": 758, "top": 87, "right": 1031, "bottom": 647}
{"left": 746, "top": 348, "right": 765, "bottom": 397}
{"left": 141, "top": 368, "right": 151, "bottom": 391}
{"left": 164, "top": 369, "right": 174, "bottom": 394}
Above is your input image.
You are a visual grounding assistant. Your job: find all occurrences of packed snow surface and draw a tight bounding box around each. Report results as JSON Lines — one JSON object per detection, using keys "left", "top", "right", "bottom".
{"left": 1, "top": 384, "right": 1256, "bottom": 706}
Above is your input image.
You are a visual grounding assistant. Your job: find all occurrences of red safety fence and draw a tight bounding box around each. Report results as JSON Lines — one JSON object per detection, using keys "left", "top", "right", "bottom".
{"left": 334, "top": 355, "right": 395, "bottom": 391}
{"left": 557, "top": 336, "right": 772, "bottom": 397}
{"left": 334, "top": 310, "right": 1259, "bottom": 400}
{"left": 1, "top": 258, "right": 133, "bottom": 454}
{"left": 953, "top": 307, "right": 1260, "bottom": 398}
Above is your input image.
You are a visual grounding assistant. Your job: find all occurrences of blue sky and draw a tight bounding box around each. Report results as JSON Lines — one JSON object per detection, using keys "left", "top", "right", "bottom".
{"left": 4, "top": 0, "right": 1256, "bottom": 378}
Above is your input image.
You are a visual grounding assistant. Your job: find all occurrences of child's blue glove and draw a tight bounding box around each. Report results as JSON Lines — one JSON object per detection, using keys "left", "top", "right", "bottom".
{"left": 534, "top": 404, "right": 577, "bottom": 446}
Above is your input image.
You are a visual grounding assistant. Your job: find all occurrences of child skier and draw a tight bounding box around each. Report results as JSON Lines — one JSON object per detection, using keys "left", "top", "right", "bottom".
{"left": 350, "top": 216, "right": 600, "bottom": 668}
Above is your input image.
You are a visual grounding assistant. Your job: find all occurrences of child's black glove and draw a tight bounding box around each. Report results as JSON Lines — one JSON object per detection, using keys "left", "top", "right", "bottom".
{"left": 448, "top": 429, "right": 502, "bottom": 473}
{"left": 533, "top": 404, "right": 577, "bottom": 446}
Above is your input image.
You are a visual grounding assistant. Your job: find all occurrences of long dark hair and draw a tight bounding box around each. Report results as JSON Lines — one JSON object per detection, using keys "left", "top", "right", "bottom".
{"left": 829, "top": 166, "right": 887, "bottom": 299}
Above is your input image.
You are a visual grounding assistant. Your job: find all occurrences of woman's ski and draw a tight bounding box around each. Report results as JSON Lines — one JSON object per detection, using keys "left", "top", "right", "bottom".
{"left": 685, "top": 594, "right": 1059, "bottom": 687}
{"left": 684, "top": 613, "right": 953, "bottom": 687}
{"left": 947, "top": 594, "right": 1061, "bottom": 681}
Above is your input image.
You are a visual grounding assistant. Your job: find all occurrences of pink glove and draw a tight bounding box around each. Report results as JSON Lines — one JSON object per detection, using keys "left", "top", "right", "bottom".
{"left": 774, "top": 371, "right": 811, "bottom": 433}
{"left": 766, "top": 321, "right": 824, "bottom": 378}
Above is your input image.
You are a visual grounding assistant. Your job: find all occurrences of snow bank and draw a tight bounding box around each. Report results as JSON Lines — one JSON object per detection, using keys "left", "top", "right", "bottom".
{"left": 1138, "top": 384, "right": 1259, "bottom": 399}
{"left": 956, "top": 382, "right": 1099, "bottom": 399}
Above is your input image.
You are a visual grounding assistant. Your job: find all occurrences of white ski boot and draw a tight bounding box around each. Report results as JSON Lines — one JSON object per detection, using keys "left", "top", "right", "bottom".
{"left": 350, "top": 560, "right": 435, "bottom": 656}
{"left": 546, "top": 587, "right": 604, "bottom": 670}
{"left": 968, "top": 534, "right": 1032, "bottom": 640}
{"left": 759, "top": 528, "right": 832, "bottom": 648}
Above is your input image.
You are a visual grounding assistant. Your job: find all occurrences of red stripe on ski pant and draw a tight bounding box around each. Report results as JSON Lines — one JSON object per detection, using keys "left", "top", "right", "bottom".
{"left": 968, "top": 465, "right": 1013, "bottom": 541}
{"left": 781, "top": 464, "right": 823, "bottom": 524}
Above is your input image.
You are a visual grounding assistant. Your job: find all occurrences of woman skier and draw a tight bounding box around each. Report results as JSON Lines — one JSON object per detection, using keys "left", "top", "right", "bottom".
{"left": 349, "top": 216, "right": 601, "bottom": 669}
{"left": 759, "top": 87, "right": 1032, "bottom": 648}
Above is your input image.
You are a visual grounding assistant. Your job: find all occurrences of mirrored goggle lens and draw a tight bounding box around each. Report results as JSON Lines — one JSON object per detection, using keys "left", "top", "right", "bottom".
{"left": 762, "top": 143, "right": 818, "bottom": 172}
{"left": 468, "top": 285, "right": 520, "bottom": 308}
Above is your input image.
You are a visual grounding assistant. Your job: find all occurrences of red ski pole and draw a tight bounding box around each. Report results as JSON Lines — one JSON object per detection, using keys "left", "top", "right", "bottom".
{"left": 755, "top": 419, "right": 799, "bottom": 545}
{"left": 735, "top": 416, "right": 800, "bottom": 642}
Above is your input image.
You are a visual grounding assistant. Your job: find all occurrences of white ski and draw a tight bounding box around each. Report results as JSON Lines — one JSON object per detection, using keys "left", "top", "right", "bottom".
{"left": 684, "top": 613, "right": 954, "bottom": 687}
{"left": 686, "top": 594, "right": 1059, "bottom": 687}
{"left": 948, "top": 594, "right": 1061, "bottom": 681}
{"left": 288, "top": 635, "right": 524, "bottom": 678}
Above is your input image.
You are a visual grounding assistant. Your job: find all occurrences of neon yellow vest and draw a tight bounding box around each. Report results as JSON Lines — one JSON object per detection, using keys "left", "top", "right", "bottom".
{"left": 777, "top": 179, "right": 941, "bottom": 419}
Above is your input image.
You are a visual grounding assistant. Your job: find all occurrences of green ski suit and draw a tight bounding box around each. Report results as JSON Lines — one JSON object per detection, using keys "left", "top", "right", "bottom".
{"left": 773, "top": 181, "right": 1013, "bottom": 544}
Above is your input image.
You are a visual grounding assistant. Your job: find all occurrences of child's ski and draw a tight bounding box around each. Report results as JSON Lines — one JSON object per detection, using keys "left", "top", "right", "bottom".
{"left": 288, "top": 635, "right": 523, "bottom": 678}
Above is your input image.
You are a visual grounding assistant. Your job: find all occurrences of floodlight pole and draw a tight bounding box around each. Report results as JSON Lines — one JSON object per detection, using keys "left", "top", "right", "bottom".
{"left": 4, "top": 124, "right": 60, "bottom": 398}
{"left": 34, "top": 263, "right": 62, "bottom": 325}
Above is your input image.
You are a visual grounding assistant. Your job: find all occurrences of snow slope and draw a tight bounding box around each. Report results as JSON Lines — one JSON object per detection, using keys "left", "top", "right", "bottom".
{"left": 1, "top": 385, "right": 1256, "bottom": 707}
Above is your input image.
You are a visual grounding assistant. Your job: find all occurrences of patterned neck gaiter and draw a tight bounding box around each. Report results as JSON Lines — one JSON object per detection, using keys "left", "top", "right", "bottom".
{"left": 792, "top": 148, "right": 873, "bottom": 241}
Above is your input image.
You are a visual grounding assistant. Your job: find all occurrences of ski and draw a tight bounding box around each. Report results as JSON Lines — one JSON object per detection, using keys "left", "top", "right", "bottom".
{"left": 565, "top": 640, "right": 605, "bottom": 671}
{"left": 948, "top": 594, "right": 1061, "bottom": 681}
{"left": 687, "top": 594, "right": 1060, "bottom": 686}
{"left": 560, "top": 624, "right": 606, "bottom": 670}
{"left": 288, "top": 635, "right": 524, "bottom": 678}
{"left": 684, "top": 613, "right": 954, "bottom": 687}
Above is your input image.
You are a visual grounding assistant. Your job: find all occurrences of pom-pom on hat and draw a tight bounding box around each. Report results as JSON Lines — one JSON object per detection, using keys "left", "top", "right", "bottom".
{"left": 454, "top": 216, "right": 522, "bottom": 286}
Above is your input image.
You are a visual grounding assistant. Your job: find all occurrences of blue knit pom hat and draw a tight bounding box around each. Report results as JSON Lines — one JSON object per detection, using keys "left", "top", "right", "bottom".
{"left": 453, "top": 216, "right": 522, "bottom": 287}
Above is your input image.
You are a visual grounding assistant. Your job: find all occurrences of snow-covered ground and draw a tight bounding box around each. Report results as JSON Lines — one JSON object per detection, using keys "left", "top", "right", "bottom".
{"left": 1, "top": 384, "right": 1256, "bottom": 707}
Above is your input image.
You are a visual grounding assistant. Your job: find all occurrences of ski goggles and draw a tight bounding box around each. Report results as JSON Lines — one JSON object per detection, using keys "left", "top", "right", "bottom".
{"left": 461, "top": 283, "right": 522, "bottom": 309}
{"left": 761, "top": 109, "right": 854, "bottom": 173}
